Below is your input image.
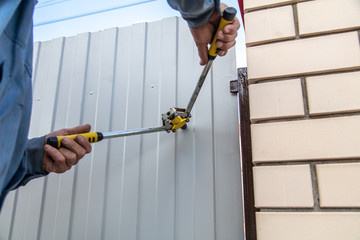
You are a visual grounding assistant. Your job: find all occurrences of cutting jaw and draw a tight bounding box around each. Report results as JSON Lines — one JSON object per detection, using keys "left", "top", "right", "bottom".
{"left": 162, "top": 108, "right": 190, "bottom": 133}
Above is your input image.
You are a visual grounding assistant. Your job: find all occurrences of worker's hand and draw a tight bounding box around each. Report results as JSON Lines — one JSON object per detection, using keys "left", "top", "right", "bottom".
{"left": 190, "top": 3, "right": 240, "bottom": 65}
{"left": 43, "top": 124, "right": 92, "bottom": 173}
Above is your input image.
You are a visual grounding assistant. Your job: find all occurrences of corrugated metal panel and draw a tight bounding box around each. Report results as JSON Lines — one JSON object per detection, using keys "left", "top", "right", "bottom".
{"left": 0, "top": 17, "right": 243, "bottom": 240}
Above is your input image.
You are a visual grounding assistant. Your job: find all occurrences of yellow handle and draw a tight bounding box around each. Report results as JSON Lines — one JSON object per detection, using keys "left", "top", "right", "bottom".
{"left": 46, "top": 132, "right": 103, "bottom": 148}
{"left": 208, "top": 7, "right": 237, "bottom": 59}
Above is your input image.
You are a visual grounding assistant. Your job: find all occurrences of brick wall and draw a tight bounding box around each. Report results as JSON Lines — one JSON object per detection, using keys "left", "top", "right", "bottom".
{"left": 244, "top": 0, "right": 360, "bottom": 239}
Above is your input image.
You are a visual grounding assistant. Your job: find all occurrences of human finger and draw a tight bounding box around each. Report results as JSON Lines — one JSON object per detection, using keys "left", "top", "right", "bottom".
{"left": 58, "top": 147, "right": 77, "bottom": 168}
{"left": 60, "top": 137, "right": 88, "bottom": 164}
{"left": 217, "top": 49, "right": 228, "bottom": 57}
{"left": 222, "top": 18, "right": 240, "bottom": 36}
{"left": 47, "top": 124, "right": 91, "bottom": 138}
{"left": 215, "top": 39, "right": 236, "bottom": 52}
{"left": 44, "top": 145, "right": 68, "bottom": 173}
{"left": 217, "top": 29, "right": 238, "bottom": 43}
{"left": 62, "top": 124, "right": 91, "bottom": 136}
{"left": 73, "top": 135, "right": 92, "bottom": 165}
{"left": 75, "top": 135, "right": 92, "bottom": 154}
{"left": 197, "top": 43, "right": 209, "bottom": 66}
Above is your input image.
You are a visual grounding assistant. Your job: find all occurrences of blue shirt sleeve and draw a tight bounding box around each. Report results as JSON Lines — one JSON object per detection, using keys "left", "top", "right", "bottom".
{"left": 167, "top": 0, "right": 220, "bottom": 28}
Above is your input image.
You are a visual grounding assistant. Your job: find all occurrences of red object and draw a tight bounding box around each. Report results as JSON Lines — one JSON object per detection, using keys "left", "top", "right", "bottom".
{"left": 237, "top": 0, "right": 244, "bottom": 25}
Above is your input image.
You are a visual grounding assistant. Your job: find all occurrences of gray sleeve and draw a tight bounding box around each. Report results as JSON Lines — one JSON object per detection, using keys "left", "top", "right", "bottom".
{"left": 18, "top": 136, "right": 48, "bottom": 186}
{"left": 3, "top": 136, "right": 48, "bottom": 193}
{"left": 167, "top": 0, "right": 221, "bottom": 28}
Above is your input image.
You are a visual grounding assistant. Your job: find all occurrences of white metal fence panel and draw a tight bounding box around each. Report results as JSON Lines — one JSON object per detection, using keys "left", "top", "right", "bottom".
{"left": 0, "top": 17, "right": 243, "bottom": 240}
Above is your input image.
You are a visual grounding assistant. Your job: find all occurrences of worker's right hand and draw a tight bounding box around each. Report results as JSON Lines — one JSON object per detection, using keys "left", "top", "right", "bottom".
{"left": 42, "top": 124, "right": 92, "bottom": 173}
{"left": 190, "top": 3, "right": 240, "bottom": 65}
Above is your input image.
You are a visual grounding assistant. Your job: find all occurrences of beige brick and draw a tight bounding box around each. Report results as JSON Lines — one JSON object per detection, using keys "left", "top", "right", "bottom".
{"left": 298, "top": 0, "right": 360, "bottom": 37}
{"left": 249, "top": 79, "right": 304, "bottom": 122}
{"left": 316, "top": 162, "right": 360, "bottom": 208}
{"left": 307, "top": 71, "right": 360, "bottom": 115}
{"left": 244, "top": 0, "right": 307, "bottom": 12}
{"left": 251, "top": 116, "right": 360, "bottom": 162}
{"left": 244, "top": 0, "right": 293, "bottom": 12}
{"left": 245, "top": 6, "right": 296, "bottom": 46}
{"left": 247, "top": 32, "right": 360, "bottom": 82}
{"left": 253, "top": 165, "right": 313, "bottom": 208}
{"left": 257, "top": 212, "right": 360, "bottom": 240}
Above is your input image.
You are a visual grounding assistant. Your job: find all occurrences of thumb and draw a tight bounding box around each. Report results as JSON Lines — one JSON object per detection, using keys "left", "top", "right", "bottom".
{"left": 197, "top": 44, "right": 209, "bottom": 66}
{"left": 65, "top": 124, "right": 91, "bottom": 135}
{"left": 47, "top": 124, "right": 92, "bottom": 138}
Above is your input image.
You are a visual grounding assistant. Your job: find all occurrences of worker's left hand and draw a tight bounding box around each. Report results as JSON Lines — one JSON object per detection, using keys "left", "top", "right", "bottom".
{"left": 43, "top": 124, "right": 92, "bottom": 173}
{"left": 190, "top": 3, "right": 240, "bottom": 65}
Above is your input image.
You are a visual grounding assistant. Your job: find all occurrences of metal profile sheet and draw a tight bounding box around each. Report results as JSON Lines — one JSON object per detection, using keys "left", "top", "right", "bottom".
{"left": 0, "top": 17, "right": 243, "bottom": 240}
